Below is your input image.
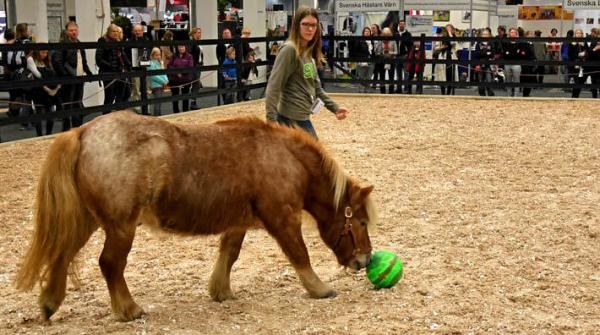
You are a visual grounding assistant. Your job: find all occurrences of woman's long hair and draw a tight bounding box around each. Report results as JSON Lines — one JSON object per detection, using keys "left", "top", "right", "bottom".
{"left": 288, "top": 6, "right": 324, "bottom": 64}
{"left": 15, "top": 23, "right": 29, "bottom": 40}
{"left": 32, "top": 49, "right": 52, "bottom": 70}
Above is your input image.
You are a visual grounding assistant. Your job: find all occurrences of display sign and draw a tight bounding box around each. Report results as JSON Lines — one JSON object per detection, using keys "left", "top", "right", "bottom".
{"left": 335, "top": 0, "right": 401, "bottom": 12}
{"left": 563, "top": 0, "right": 600, "bottom": 10}
{"left": 404, "top": 0, "right": 498, "bottom": 12}
{"left": 518, "top": 6, "right": 574, "bottom": 20}
{"left": 47, "top": 0, "right": 65, "bottom": 42}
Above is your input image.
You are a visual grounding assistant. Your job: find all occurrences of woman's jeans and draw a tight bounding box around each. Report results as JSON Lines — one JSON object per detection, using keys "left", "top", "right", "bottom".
{"left": 505, "top": 64, "right": 521, "bottom": 96}
{"left": 276, "top": 113, "right": 318, "bottom": 140}
{"left": 151, "top": 88, "right": 165, "bottom": 116}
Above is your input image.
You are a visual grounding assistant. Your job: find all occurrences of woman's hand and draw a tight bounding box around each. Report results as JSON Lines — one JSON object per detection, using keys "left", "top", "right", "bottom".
{"left": 335, "top": 107, "right": 349, "bottom": 120}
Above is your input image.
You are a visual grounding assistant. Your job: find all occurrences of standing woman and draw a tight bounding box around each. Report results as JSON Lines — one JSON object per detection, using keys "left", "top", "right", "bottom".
{"left": 587, "top": 28, "right": 600, "bottom": 98}
{"left": 160, "top": 29, "right": 174, "bottom": 66}
{"left": 167, "top": 45, "right": 194, "bottom": 113}
{"left": 370, "top": 24, "right": 384, "bottom": 92}
{"left": 567, "top": 28, "right": 589, "bottom": 98}
{"left": 352, "top": 26, "right": 374, "bottom": 93}
{"left": 27, "top": 47, "right": 61, "bottom": 136}
{"left": 10, "top": 23, "right": 34, "bottom": 124}
{"left": 439, "top": 24, "right": 457, "bottom": 95}
{"left": 473, "top": 27, "right": 496, "bottom": 96}
{"left": 502, "top": 27, "right": 527, "bottom": 97}
{"left": 95, "top": 24, "right": 131, "bottom": 112}
{"left": 265, "top": 6, "right": 348, "bottom": 139}
{"left": 189, "top": 27, "right": 204, "bottom": 109}
{"left": 374, "top": 27, "right": 397, "bottom": 94}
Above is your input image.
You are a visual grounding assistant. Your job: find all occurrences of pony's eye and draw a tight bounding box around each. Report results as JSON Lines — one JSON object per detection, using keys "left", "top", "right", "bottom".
{"left": 361, "top": 221, "right": 367, "bottom": 227}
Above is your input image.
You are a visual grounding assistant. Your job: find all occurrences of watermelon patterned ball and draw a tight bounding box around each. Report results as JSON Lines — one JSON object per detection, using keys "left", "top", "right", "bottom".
{"left": 366, "top": 250, "right": 403, "bottom": 289}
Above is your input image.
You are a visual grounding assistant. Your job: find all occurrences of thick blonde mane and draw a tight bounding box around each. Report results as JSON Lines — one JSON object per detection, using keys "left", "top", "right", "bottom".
{"left": 321, "top": 153, "right": 346, "bottom": 211}
{"left": 216, "top": 117, "right": 377, "bottom": 226}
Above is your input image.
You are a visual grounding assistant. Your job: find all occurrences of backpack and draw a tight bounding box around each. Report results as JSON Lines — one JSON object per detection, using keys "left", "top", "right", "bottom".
{"left": 6, "top": 38, "right": 31, "bottom": 71}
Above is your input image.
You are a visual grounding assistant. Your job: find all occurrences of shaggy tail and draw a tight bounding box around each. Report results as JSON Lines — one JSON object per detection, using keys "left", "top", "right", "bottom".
{"left": 16, "top": 129, "right": 89, "bottom": 291}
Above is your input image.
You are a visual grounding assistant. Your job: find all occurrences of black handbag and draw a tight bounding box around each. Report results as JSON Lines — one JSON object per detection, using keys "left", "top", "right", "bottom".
{"left": 11, "top": 66, "right": 34, "bottom": 82}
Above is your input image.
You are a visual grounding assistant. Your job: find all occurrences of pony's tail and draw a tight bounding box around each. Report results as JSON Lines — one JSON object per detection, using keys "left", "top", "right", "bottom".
{"left": 16, "top": 129, "right": 88, "bottom": 291}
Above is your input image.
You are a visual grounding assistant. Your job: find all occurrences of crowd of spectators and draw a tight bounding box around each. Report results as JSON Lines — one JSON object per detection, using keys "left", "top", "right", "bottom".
{"left": 345, "top": 21, "right": 600, "bottom": 99}
{"left": 2, "top": 18, "right": 599, "bottom": 138}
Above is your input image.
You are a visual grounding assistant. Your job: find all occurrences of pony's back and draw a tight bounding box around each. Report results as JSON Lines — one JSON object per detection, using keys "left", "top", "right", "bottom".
{"left": 75, "top": 112, "right": 329, "bottom": 235}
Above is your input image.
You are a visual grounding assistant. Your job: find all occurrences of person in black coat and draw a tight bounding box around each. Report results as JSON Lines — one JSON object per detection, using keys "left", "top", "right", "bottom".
{"left": 473, "top": 28, "right": 497, "bottom": 96}
{"left": 189, "top": 27, "right": 204, "bottom": 109}
{"left": 519, "top": 30, "right": 536, "bottom": 97}
{"left": 52, "top": 21, "right": 93, "bottom": 130}
{"left": 501, "top": 27, "right": 529, "bottom": 96}
{"left": 567, "top": 28, "right": 590, "bottom": 98}
{"left": 95, "top": 24, "right": 131, "bottom": 113}
{"left": 350, "top": 26, "right": 374, "bottom": 93}
{"left": 587, "top": 28, "right": 600, "bottom": 98}
{"left": 395, "top": 19, "right": 413, "bottom": 93}
{"left": 28, "top": 49, "right": 62, "bottom": 136}
{"left": 238, "top": 27, "right": 254, "bottom": 101}
{"left": 1, "top": 28, "right": 21, "bottom": 118}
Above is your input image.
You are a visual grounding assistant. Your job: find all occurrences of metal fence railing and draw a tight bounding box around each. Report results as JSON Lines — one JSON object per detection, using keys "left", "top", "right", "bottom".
{"left": 1, "top": 35, "right": 599, "bottom": 142}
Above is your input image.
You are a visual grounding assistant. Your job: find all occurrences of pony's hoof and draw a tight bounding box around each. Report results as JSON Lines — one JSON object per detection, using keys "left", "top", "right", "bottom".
{"left": 41, "top": 304, "right": 56, "bottom": 320}
{"left": 116, "top": 303, "right": 145, "bottom": 322}
{"left": 309, "top": 287, "right": 337, "bottom": 299}
{"left": 210, "top": 289, "right": 235, "bottom": 302}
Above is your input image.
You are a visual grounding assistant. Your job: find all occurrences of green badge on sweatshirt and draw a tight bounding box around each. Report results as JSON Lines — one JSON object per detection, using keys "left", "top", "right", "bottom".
{"left": 303, "top": 62, "right": 316, "bottom": 79}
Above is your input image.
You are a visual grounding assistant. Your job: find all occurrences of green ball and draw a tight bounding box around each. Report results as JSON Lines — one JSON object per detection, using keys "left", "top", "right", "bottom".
{"left": 366, "top": 251, "right": 403, "bottom": 289}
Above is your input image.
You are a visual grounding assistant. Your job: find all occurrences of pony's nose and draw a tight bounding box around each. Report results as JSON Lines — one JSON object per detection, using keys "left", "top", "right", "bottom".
{"left": 355, "top": 253, "right": 371, "bottom": 269}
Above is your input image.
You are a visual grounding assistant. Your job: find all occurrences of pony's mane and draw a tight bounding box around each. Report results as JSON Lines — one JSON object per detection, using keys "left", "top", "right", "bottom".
{"left": 218, "top": 117, "right": 348, "bottom": 210}
{"left": 271, "top": 120, "right": 347, "bottom": 211}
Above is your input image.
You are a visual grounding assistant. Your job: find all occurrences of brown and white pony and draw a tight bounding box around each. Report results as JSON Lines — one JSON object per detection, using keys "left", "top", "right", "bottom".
{"left": 16, "top": 111, "right": 377, "bottom": 321}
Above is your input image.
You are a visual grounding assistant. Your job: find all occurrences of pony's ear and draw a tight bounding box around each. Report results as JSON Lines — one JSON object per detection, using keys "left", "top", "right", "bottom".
{"left": 350, "top": 185, "right": 374, "bottom": 205}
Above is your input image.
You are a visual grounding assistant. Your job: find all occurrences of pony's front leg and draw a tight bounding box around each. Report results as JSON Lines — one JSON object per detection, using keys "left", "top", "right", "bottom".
{"left": 99, "top": 224, "right": 144, "bottom": 321}
{"left": 209, "top": 230, "right": 246, "bottom": 302}
{"left": 269, "top": 221, "right": 336, "bottom": 299}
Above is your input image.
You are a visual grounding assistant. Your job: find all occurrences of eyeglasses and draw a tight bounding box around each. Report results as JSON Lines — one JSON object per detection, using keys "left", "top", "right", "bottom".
{"left": 301, "top": 22, "right": 318, "bottom": 30}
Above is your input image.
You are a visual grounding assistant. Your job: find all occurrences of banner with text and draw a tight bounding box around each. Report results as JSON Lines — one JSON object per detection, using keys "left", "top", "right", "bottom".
{"left": 335, "top": 1, "right": 401, "bottom": 12}
{"left": 404, "top": 0, "right": 497, "bottom": 12}
{"left": 563, "top": 0, "right": 600, "bottom": 10}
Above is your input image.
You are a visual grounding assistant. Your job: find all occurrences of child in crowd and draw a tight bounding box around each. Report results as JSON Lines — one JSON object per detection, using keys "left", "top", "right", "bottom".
{"left": 222, "top": 46, "right": 238, "bottom": 104}
{"left": 148, "top": 47, "right": 169, "bottom": 116}
{"left": 240, "top": 50, "right": 258, "bottom": 101}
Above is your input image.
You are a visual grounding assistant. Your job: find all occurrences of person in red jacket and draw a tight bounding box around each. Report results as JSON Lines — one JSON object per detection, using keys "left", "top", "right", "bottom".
{"left": 404, "top": 40, "right": 425, "bottom": 94}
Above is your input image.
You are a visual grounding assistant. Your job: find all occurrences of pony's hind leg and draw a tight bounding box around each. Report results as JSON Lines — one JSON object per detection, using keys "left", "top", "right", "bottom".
{"left": 99, "top": 224, "right": 144, "bottom": 321}
{"left": 209, "top": 230, "right": 246, "bottom": 302}
{"left": 39, "top": 224, "right": 97, "bottom": 320}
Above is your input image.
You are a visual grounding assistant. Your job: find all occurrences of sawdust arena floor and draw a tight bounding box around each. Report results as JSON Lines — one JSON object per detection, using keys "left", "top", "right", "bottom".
{"left": 1, "top": 95, "right": 599, "bottom": 334}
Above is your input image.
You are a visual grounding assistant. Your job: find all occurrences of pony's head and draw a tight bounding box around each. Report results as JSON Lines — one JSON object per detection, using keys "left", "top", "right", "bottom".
{"left": 326, "top": 181, "right": 376, "bottom": 270}
{"left": 309, "top": 155, "right": 377, "bottom": 270}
